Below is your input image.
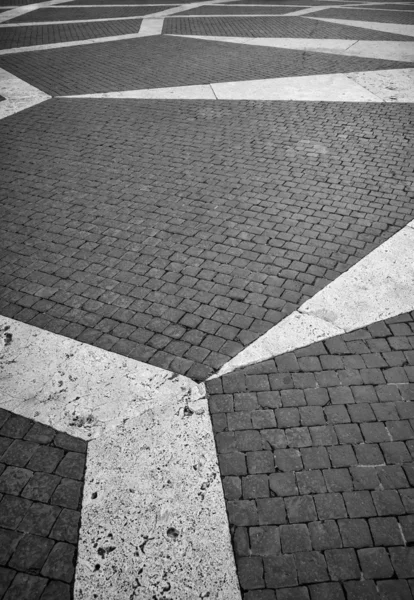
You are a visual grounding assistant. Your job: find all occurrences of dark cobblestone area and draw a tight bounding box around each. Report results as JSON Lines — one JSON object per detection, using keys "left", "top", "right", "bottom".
{"left": 0, "top": 409, "right": 87, "bottom": 600}
{"left": 206, "top": 312, "right": 414, "bottom": 599}
{"left": 316, "top": 8, "right": 414, "bottom": 25}
{"left": 176, "top": 6, "right": 297, "bottom": 15}
{"left": 2, "top": 36, "right": 412, "bottom": 95}
{"left": 0, "top": 100, "right": 413, "bottom": 381}
{"left": 9, "top": 6, "right": 165, "bottom": 23}
{"left": 0, "top": 20, "right": 143, "bottom": 50}
{"left": 163, "top": 16, "right": 414, "bottom": 39}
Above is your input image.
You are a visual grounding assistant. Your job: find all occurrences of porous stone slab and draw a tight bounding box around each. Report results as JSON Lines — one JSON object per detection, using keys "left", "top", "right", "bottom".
{"left": 0, "top": 317, "right": 240, "bottom": 600}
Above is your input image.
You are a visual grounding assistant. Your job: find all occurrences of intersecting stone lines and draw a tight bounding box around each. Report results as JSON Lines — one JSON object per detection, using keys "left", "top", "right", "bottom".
{"left": 0, "top": 409, "right": 87, "bottom": 600}
{"left": 206, "top": 311, "right": 414, "bottom": 599}
{"left": 1, "top": 100, "right": 413, "bottom": 381}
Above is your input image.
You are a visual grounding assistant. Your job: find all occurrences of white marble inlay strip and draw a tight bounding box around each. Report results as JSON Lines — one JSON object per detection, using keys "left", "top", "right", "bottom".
{"left": 306, "top": 16, "right": 414, "bottom": 37}
{"left": 0, "top": 66, "right": 50, "bottom": 119}
{"left": 0, "top": 32, "right": 151, "bottom": 54}
{"left": 0, "top": 15, "right": 148, "bottom": 25}
{"left": 213, "top": 219, "right": 414, "bottom": 377}
{"left": 0, "top": 0, "right": 76, "bottom": 24}
{"left": 282, "top": 6, "right": 337, "bottom": 16}
{"left": 0, "top": 317, "right": 241, "bottom": 600}
{"left": 169, "top": 35, "right": 414, "bottom": 62}
{"left": 62, "top": 68, "right": 414, "bottom": 102}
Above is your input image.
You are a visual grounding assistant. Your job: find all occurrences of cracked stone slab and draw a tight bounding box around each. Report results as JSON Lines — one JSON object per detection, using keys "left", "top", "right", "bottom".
{"left": 215, "top": 219, "right": 414, "bottom": 377}
{"left": 0, "top": 317, "right": 240, "bottom": 600}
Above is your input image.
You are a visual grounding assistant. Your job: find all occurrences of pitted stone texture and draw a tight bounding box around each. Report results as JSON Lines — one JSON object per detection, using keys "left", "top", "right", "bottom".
{"left": 0, "top": 100, "right": 413, "bottom": 380}
{"left": 0, "top": 409, "right": 85, "bottom": 599}
{"left": 207, "top": 312, "right": 414, "bottom": 598}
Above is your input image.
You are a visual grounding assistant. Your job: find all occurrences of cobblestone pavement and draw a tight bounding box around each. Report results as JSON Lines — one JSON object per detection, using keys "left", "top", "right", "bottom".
{"left": 0, "top": 409, "right": 86, "bottom": 599}
{"left": 0, "top": 0, "right": 413, "bottom": 597}
{"left": 206, "top": 312, "right": 414, "bottom": 599}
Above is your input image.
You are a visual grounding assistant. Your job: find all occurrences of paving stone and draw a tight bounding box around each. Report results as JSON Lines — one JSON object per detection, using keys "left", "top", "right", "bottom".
{"left": 245, "top": 591, "right": 276, "bottom": 600}
{"left": 369, "top": 516, "right": 404, "bottom": 546}
{"left": 277, "top": 587, "right": 309, "bottom": 600}
{"left": 9, "top": 534, "right": 54, "bottom": 573}
{"left": 308, "top": 520, "right": 342, "bottom": 551}
{"left": 372, "top": 490, "right": 405, "bottom": 516}
{"left": 18, "top": 503, "right": 61, "bottom": 536}
{"left": 274, "top": 449, "right": 303, "bottom": 472}
{"left": 223, "top": 476, "right": 241, "bottom": 500}
{"left": 314, "top": 493, "right": 347, "bottom": 520}
{"left": 324, "top": 406, "right": 350, "bottom": 425}
{"left": 378, "top": 465, "right": 409, "bottom": 489}
{"left": 49, "top": 508, "right": 81, "bottom": 544}
{"left": 264, "top": 555, "right": 297, "bottom": 589}
{"left": 338, "top": 519, "right": 373, "bottom": 548}
{"left": 1, "top": 440, "right": 39, "bottom": 468}
{"left": 269, "top": 473, "right": 298, "bottom": 497}
{"left": 21, "top": 472, "right": 60, "bottom": 503}
{"left": 389, "top": 547, "right": 414, "bottom": 578}
{"left": 355, "top": 444, "right": 385, "bottom": 466}
{"left": 323, "top": 468, "right": 353, "bottom": 492}
{"left": 328, "top": 445, "right": 357, "bottom": 468}
{"left": 309, "top": 583, "right": 345, "bottom": 600}
{"left": 234, "top": 527, "right": 249, "bottom": 557}
{"left": 3, "top": 572, "right": 47, "bottom": 600}
{"left": 399, "top": 515, "right": 414, "bottom": 543}
{"left": 309, "top": 426, "right": 338, "bottom": 447}
{"left": 219, "top": 452, "right": 247, "bottom": 476}
{"left": 0, "top": 528, "right": 23, "bottom": 565}
{"left": 26, "top": 446, "right": 64, "bottom": 474}
{"left": 24, "top": 423, "right": 55, "bottom": 446}
{"left": 276, "top": 408, "right": 300, "bottom": 429}
{"left": 280, "top": 523, "right": 311, "bottom": 554}
{"left": 257, "top": 498, "right": 286, "bottom": 526}
{"left": 377, "top": 580, "right": 412, "bottom": 600}
{"left": 250, "top": 526, "right": 281, "bottom": 557}
{"left": 40, "top": 542, "right": 75, "bottom": 583}
{"left": 0, "top": 467, "right": 33, "bottom": 495}
{"left": 285, "top": 496, "right": 316, "bottom": 524}
{"left": 243, "top": 475, "right": 269, "bottom": 499}
{"left": 40, "top": 580, "right": 71, "bottom": 600}
{"left": 296, "top": 471, "right": 326, "bottom": 495}
{"left": 294, "top": 551, "right": 329, "bottom": 585}
{"left": 0, "top": 495, "right": 31, "bottom": 530}
{"left": 343, "top": 491, "right": 376, "bottom": 518}
{"left": 325, "top": 548, "right": 360, "bottom": 581}
{"left": 357, "top": 547, "right": 394, "bottom": 579}
{"left": 261, "top": 430, "right": 287, "bottom": 451}
{"left": 400, "top": 488, "right": 414, "bottom": 512}
{"left": 344, "top": 581, "right": 380, "bottom": 600}
{"left": 51, "top": 478, "right": 82, "bottom": 510}
{"left": 228, "top": 500, "right": 258, "bottom": 526}
{"left": 247, "top": 451, "right": 275, "bottom": 475}
{"left": 0, "top": 567, "right": 15, "bottom": 598}
{"left": 55, "top": 451, "right": 86, "bottom": 480}
{"left": 0, "top": 415, "right": 31, "bottom": 440}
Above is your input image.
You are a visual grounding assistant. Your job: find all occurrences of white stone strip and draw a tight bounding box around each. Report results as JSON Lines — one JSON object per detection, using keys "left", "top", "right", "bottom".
{"left": 306, "top": 16, "right": 414, "bottom": 37}
{"left": 0, "top": 15, "right": 149, "bottom": 25}
{"left": 0, "top": 0, "right": 76, "bottom": 24}
{"left": 213, "top": 219, "right": 414, "bottom": 377}
{"left": 0, "top": 317, "right": 241, "bottom": 600}
{"left": 62, "top": 83, "right": 216, "bottom": 98}
{"left": 169, "top": 35, "right": 414, "bottom": 62}
{"left": 61, "top": 69, "right": 414, "bottom": 102}
{"left": 0, "top": 66, "right": 50, "bottom": 119}
{"left": 0, "top": 32, "right": 151, "bottom": 54}
{"left": 283, "top": 6, "right": 337, "bottom": 16}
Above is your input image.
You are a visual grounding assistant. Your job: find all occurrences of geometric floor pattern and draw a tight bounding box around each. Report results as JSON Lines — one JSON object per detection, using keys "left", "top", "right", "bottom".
{"left": 0, "top": 0, "right": 413, "bottom": 597}
{"left": 206, "top": 311, "right": 414, "bottom": 599}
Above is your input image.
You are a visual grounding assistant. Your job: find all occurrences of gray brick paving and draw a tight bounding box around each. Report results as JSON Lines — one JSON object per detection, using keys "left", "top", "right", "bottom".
{"left": 206, "top": 312, "right": 414, "bottom": 598}
{"left": 1, "top": 100, "right": 413, "bottom": 380}
{"left": 163, "top": 16, "right": 414, "bottom": 39}
{"left": 0, "top": 409, "right": 86, "bottom": 600}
